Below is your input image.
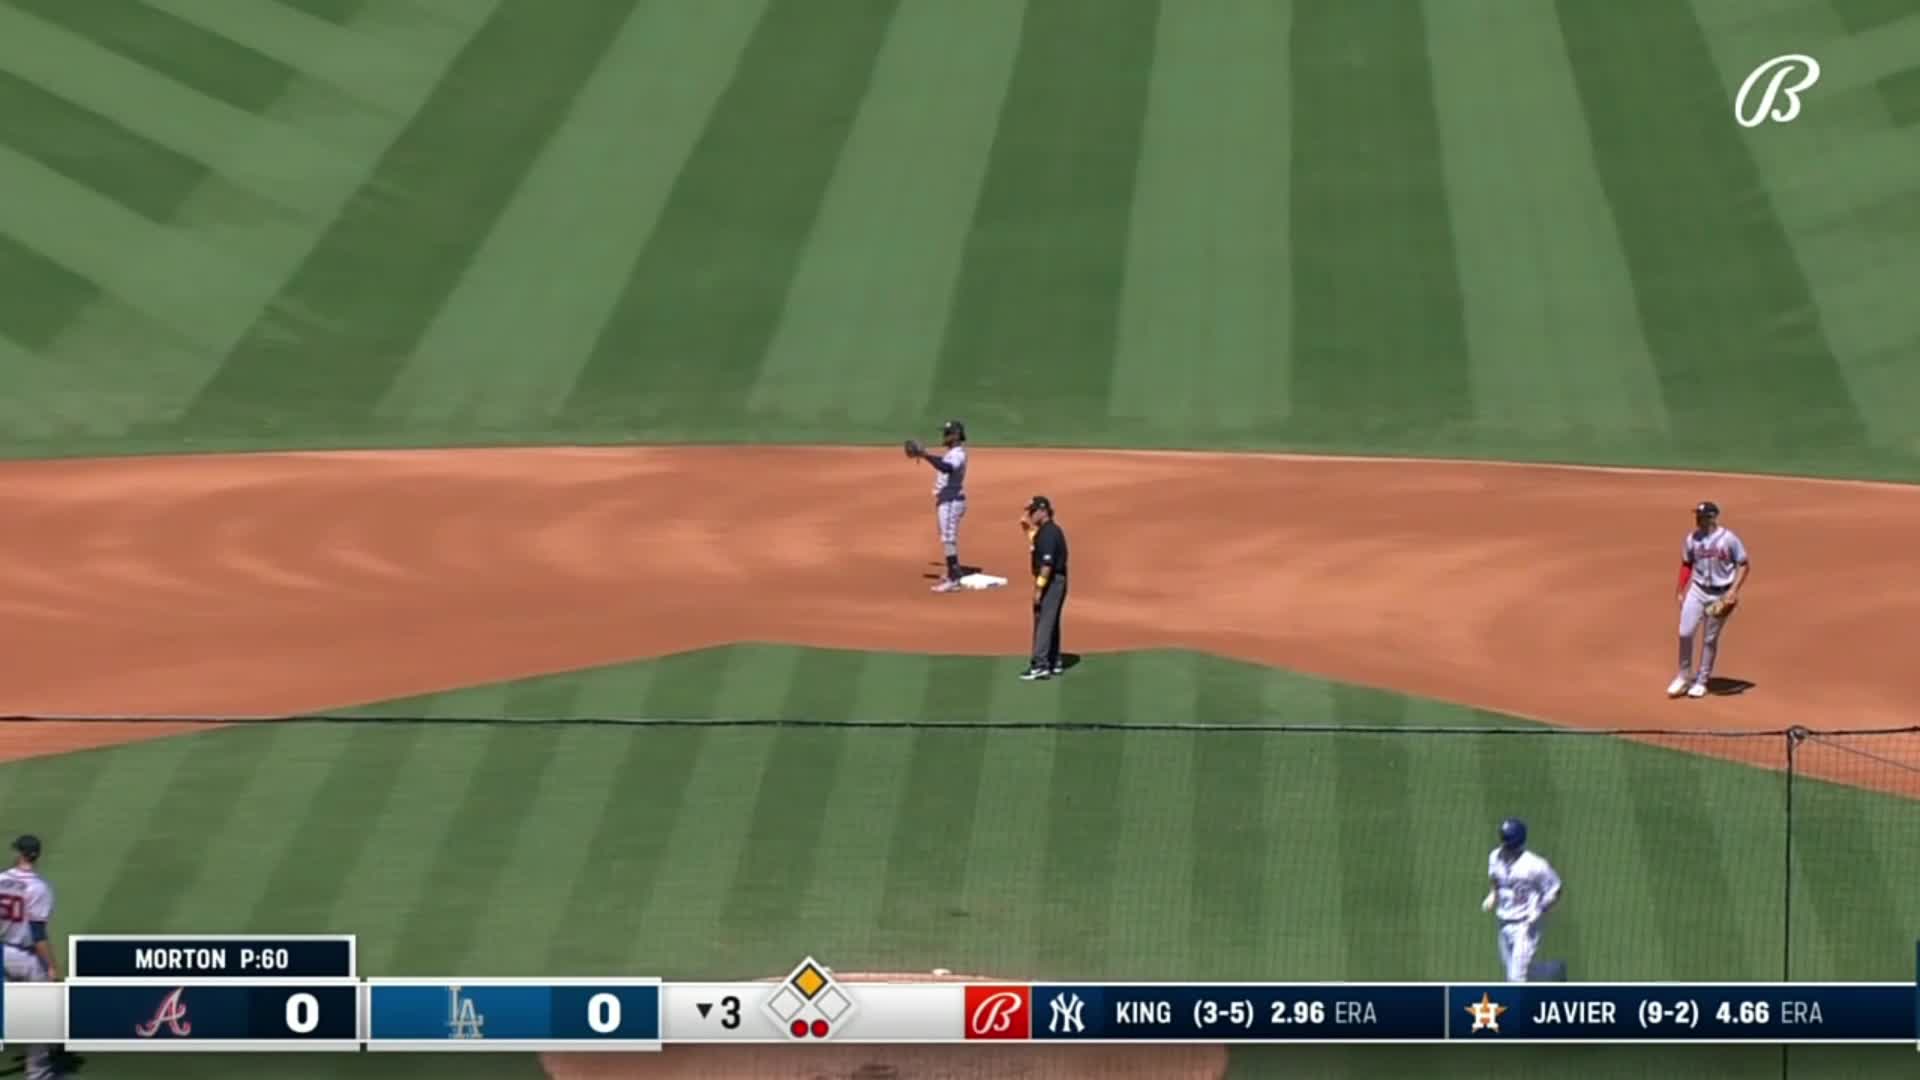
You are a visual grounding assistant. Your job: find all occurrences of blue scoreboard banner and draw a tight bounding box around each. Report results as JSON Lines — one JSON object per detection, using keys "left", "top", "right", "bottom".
{"left": 367, "top": 978, "right": 661, "bottom": 1051}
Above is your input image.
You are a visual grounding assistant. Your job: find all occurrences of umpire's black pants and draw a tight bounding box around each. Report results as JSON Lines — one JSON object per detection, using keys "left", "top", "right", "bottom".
{"left": 1031, "top": 575, "right": 1067, "bottom": 671}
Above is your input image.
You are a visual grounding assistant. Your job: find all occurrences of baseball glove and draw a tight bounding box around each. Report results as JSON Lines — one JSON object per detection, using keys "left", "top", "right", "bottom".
{"left": 903, "top": 438, "right": 924, "bottom": 459}
{"left": 1706, "top": 596, "right": 1738, "bottom": 617}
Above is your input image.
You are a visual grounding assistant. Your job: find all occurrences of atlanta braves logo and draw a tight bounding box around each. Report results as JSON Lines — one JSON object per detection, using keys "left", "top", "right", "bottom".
{"left": 134, "top": 987, "right": 192, "bottom": 1038}
{"left": 1734, "top": 54, "right": 1820, "bottom": 128}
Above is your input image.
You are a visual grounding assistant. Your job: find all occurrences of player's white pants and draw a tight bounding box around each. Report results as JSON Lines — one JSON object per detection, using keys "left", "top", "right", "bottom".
{"left": 936, "top": 498, "right": 966, "bottom": 551}
{"left": 1497, "top": 919, "right": 1541, "bottom": 982}
{"left": 4, "top": 946, "right": 55, "bottom": 1080}
{"left": 1677, "top": 584, "right": 1734, "bottom": 680}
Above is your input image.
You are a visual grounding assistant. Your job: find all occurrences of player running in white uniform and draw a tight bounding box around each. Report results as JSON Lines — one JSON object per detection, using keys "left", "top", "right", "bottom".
{"left": 1482, "top": 818, "right": 1562, "bottom": 982}
{"left": 1670, "top": 500, "right": 1750, "bottom": 699}
{"left": 1, "top": 835, "right": 60, "bottom": 1080}
{"left": 912, "top": 420, "right": 970, "bottom": 592}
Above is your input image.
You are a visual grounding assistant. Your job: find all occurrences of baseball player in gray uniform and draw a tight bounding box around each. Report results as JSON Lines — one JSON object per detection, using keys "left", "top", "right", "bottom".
{"left": 1670, "top": 500, "right": 1750, "bottom": 698}
{"left": 910, "top": 420, "right": 969, "bottom": 591}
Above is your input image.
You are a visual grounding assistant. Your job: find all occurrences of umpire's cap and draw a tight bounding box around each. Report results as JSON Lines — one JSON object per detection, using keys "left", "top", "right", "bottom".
{"left": 1025, "top": 494, "right": 1053, "bottom": 514}
{"left": 12, "top": 835, "right": 41, "bottom": 860}
{"left": 1498, "top": 818, "right": 1527, "bottom": 851}
{"left": 1695, "top": 500, "right": 1720, "bottom": 518}
{"left": 941, "top": 418, "right": 967, "bottom": 441}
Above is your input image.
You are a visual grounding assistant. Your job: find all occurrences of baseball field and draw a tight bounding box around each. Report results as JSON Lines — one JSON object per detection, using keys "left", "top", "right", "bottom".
{"left": 1, "top": 0, "right": 1918, "bottom": 1076}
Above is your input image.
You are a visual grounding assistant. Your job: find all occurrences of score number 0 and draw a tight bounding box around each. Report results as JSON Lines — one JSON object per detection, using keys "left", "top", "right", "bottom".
{"left": 286, "top": 993, "right": 321, "bottom": 1034}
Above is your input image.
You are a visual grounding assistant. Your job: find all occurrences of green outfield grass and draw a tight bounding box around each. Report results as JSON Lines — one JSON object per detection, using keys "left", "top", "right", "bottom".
{"left": 0, "top": 0, "right": 1915, "bottom": 477}
{"left": 8, "top": 646, "right": 1918, "bottom": 1077}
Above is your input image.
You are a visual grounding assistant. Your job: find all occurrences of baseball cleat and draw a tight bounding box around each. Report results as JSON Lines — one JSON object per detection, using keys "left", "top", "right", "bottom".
{"left": 1019, "top": 667, "right": 1051, "bottom": 681}
{"left": 1050, "top": 663, "right": 1064, "bottom": 675}
{"left": 930, "top": 579, "right": 960, "bottom": 593}
{"left": 1666, "top": 675, "right": 1690, "bottom": 697}
{"left": 1687, "top": 681, "right": 1709, "bottom": 698}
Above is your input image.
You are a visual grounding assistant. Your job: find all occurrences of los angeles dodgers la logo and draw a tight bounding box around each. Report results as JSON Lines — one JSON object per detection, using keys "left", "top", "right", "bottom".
{"left": 1734, "top": 54, "right": 1820, "bottom": 128}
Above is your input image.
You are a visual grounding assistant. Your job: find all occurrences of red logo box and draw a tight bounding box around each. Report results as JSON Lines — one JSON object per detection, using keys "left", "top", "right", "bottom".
{"left": 963, "top": 985, "right": 1031, "bottom": 1040}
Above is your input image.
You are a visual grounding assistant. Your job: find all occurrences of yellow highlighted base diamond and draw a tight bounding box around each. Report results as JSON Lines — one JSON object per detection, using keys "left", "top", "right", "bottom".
{"left": 793, "top": 964, "right": 828, "bottom": 999}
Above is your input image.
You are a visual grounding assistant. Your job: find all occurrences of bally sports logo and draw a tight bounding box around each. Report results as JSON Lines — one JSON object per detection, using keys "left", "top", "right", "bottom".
{"left": 963, "top": 985, "right": 1031, "bottom": 1040}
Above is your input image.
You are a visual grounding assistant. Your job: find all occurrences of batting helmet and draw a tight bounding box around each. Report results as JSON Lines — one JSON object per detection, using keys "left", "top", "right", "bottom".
{"left": 941, "top": 419, "right": 967, "bottom": 441}
{"left": 1695, "top": 500, "right": 1720, "bottom": 520}
{"left": 1498, "top": 818, "right": 1527, "bottom": 851}
{"left": 12, "top": 834, "right": 40, "bottom": 861}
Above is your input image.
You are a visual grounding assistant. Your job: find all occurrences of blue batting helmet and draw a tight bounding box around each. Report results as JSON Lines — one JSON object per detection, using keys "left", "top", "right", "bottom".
{"left": 1498, "top": 818, "right": 1527, "bottom": 850}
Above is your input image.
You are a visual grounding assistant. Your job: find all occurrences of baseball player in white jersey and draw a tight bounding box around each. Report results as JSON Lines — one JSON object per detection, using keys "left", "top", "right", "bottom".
{"left": 1669, "top": 500, "right": 1750, "bottom": 699}
{"left": 1, "top": 834, "right": 60, "bottom": 1080}
{"left": 1482, "top": 818, "right": 1562, "bottom": 982}
{"left": 910, "top": 420, "right": 970, "bottom": 592}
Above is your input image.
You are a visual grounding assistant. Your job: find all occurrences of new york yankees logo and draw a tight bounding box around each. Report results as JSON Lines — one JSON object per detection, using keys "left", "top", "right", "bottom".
{"left": 1734, "top": 54, "right": 1820, "bottom": 128}
{"left": 134, "top": 987, "right": 192, "bottom": 1038}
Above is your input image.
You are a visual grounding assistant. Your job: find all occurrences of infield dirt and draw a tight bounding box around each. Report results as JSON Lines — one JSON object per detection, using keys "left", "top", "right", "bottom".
{"left": 1, "top": 446, "right": 1914, "bottom": 777}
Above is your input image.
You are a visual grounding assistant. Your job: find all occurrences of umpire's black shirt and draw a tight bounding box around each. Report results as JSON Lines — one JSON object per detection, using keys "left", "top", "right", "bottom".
{"left": 1030, "top": 521, "right": 1068, "bottom": 578}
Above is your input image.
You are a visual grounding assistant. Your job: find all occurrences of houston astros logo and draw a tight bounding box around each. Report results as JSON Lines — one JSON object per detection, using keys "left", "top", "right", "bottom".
{"left": 134, "top": 987, "right": 192, "bottom": 1037}
{"left": 1734, "top": 54, "right": 1820, "bottom": 127}
{"left": 969, "top": 991, "right": 1024, "bottom": 1034}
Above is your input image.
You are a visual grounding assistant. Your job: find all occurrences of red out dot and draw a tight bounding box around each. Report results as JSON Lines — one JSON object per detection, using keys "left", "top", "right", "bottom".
{"left": 811, "top": 1019, "right": 829, "bottom": 1038}
{"left": 790, "top": 1020, "right": 807, "bottom": 1038}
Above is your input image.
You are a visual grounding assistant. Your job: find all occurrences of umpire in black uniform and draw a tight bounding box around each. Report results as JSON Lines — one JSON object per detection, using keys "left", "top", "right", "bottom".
{"left": 1020, "top": 495, "right": 1068, "bottom": 681}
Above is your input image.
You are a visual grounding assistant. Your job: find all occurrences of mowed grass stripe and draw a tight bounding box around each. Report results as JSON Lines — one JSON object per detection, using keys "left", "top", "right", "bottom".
{"left": 746, "top": 0, "right": 1024, "bottom": 427}
{"left": 928, "top": 0, "right": 1159, "bottom": 433}
{"left": 543, "top": 728, "right": 707, "bottom": 974}
{"left": 1034, "top": 729, "right": 1125, "bottom": 978}
{"left": 0, "top": 139, "right": 275, "bottom": 347}
{"left": 183, "top": 0, "right": 642, "bottom": 437}
{"left": 1188, "top": 659, "right": 1280, "bottom": 978}
{"left": 0, "top": 234, "right": 93, "bottom": 348}
{"left": 1254, "top": 674, "right": 1344, "bottom": 977}
{"left": 379, "top": 0, "right": 765, "bottom": 431}
{"left": 281, "top": 0, "right": 371, "bottom": 26}
{"left": 83, "top": 726, "right": 282, "bottom": 931}
{"left": 385, "top": 726, "right": 564, "bottom": 972}
{"left": 555, "top": 0, "right": 901, "bottom": 431}
{"left": 1331, "top": 690, "right": 1426, "bottom": 979}
{"left": 0, "top": 66, "right": 210, "bottom": 224}
{"left": 1557, "top": 0, "right": 1867, "bottom": 457}
{"left": 619, "top": 647, "right": 801, "bottom": 975}
{"left": 787, "top": 659, "right": 919, "bottom": 965}
{"left": 1832, "top": 0, "right": 1918, "bottom": 33}
{"left": 8, "top": 0, "right": 296, "bottom": 112}
{"left": 1425, "top": 0, "right": 1669, "bottom": 442}
{"left": 331, "top": 729, "right": 494, "bottom": 972}
{"left": 166, "top": 724, "right": 359, "bottom": 931}
{"left": 1108, "top": 0, "right": 1293, "bottom": 437}
{"left": 58, "top": 1, "right": 501, "bottom": 436}
{"left": 1691, "top": 0, "right": 1920, "bottom": 453}
{"left": 4, "top": 735, "right": 206, "bottom": 935}
{"left": 0, "top": 4, "right": 336, "bottom": 212}
{"left": 146, "top": 0, "right": 438, "bottom": 116}
{"left": 1288, "top": 0, "right": 1471, "bottom": 446}
{"left": 246, "top": 726, "right": 427, "bottom": 935}
{"left": 540, "top": 649, "right": 728, "bottom": 974}
{"left": 877, "top": 662, "right": 989, "bottom": 940}
{"left": 464, "top": 730, "right": 641, "bottom": 972}
{"left": 717, "top": 651, "right": 858, "bottom": 946}
{"left": 1789, "top": 776, "right": 1907, "bottom": 979}
{"left": 1621, "top": 740, "right": 1759, "bottom": 978}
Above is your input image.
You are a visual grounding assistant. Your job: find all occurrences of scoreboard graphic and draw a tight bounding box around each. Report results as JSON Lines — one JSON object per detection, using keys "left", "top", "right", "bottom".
{"left": 0, "top": 936, "right": 1915, "bottom": 1053}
